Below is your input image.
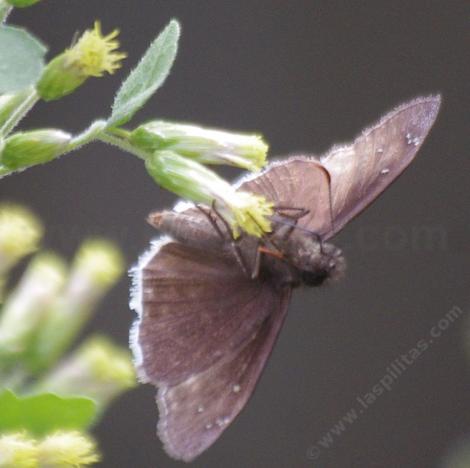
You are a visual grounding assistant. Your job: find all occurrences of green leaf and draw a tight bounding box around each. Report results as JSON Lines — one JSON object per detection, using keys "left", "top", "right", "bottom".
{"left": 0, "top": 25, "right": 47, "bottom": 93}
{"left": 109, "top": 19, "right": 180, "bottom": 127}
{"left": 0, "top": 389, "right": 96, "bottom": 436}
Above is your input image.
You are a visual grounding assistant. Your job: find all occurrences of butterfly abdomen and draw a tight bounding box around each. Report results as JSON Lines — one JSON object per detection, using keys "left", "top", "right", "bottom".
{"left": 147, "top": 209, "right": 224, "bottom": 252}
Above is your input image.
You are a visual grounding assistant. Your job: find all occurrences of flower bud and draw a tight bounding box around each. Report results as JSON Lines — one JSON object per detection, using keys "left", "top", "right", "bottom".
{"left": 37, "top": 22, "right": 125, "bottom": 101}
{"left": 145, "top": 150, "right": 272, "bottom": 237}
{"left": 71, "top": 239, "right": 124, "bottom": 289}
{"left": 1, "top": 129, "right": 71, "bottom": 170}
{"left": 130, "top": 121, "right": 268, "bottom": 171}
{"left": 31, "top": 239, "right": 124, "bottom": 371}
{"left": 35, "top": 336, "right": 136, "bottom": 409}
{"left": 0, "top": 252, "right": 66, "bottom": 357}
{"left": 0, "top": 203, "right": 42, "bottom": 277}
{"left": 0, "top": 433, "right": 37, "bottom": 468}
{"left": 36, "top": 54, "right": 88, "bottom": 102}
{"left": 37, "top": 431, "right": 100, "bottom": 467}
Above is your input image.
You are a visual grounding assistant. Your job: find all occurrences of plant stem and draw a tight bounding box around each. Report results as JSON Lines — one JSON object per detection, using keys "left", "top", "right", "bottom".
{"left": 107, "top": 127, "right": 131, "bottom": 140}
{"left": 98, "top": 131, "right": 149, "bottom": 161}
{"left": 68, "top": 120, "right": 107, "bottom": 151}
{"left": 0, "top": 88, "right": 39, "bottom": 137}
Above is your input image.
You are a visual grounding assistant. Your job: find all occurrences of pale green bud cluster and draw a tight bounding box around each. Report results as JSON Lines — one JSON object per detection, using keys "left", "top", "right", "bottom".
{"left": 0, "top": 203, "right": 127, "bottom": 378}
{"left": 125, "top": 121, "right": 272, "bottom": 236}
{"left": 0, "top": 13, "right": 273, "bottom": 238}
{"left": 0, "top": 204, "right": 132, "bottom": 467}
{"left": 31, "top": 239, "right": 124, "bottom": 370}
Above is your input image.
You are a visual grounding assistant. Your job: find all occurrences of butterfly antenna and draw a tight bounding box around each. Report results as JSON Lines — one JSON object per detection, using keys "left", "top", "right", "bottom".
{"left": 326, "top": 178, "right": 336, "bottom": 235}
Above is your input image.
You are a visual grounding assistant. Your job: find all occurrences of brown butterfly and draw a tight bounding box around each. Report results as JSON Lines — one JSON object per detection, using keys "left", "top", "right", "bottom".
{"left": 130, "top": 96, "right": 441, "bottom": 461}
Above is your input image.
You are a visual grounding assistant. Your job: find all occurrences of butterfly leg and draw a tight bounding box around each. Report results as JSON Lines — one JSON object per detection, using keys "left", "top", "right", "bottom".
{"left": 250, "top": 245, "right": 285, "bottom": 279}
{"left": 272, "top": 206, "right": 310, "bottom": 241}
{"left": 272, "top": 205, "right": 326, "bottom": 252}
{"left": 196, "top": 202, "right": 250, "bottom": 277}
{"left": 195, "top": 203, "right": 226, "bottom": 239}
{"left": 240, "top": 210, "right": 291, "bottom": 279}
{"left": 207, "top": 205, "right": 280, "bottom": 280}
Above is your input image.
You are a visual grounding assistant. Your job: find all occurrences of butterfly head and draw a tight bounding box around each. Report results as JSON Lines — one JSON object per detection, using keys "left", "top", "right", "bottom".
{"left": 292, "top": 236, "right": 346, "bottom": 287}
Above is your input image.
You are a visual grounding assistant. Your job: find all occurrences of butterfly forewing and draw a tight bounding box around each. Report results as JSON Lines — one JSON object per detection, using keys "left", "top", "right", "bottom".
{"left": 320, "top": 95, "right": 441, "bottom": 237}
{"left": 238, "top": 96, "right": 440, "bottom": 240}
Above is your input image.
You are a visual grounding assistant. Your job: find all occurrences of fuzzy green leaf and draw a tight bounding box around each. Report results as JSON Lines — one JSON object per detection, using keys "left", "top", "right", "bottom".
{"left": 109, "top": 19, "right": 180, "bottom": 127}
{"left": 0, "top": 389, "right": 96, "bottom": 436}
{"left": 0, "top": 25, "right": 46, "bottom": 93}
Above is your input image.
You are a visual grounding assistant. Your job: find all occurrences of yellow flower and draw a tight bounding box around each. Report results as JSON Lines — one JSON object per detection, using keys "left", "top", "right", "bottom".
{"left": 37, "top": 431, "right": 100, "bottom": 467}
{"left": 65, "top": 21, "right": 126, "bottom": 77}
{"left": 37, "top": 21, "right": 126, "bottom": 101}
{"left": 228, "top": 191, "right": 273, "bottom": 238}
{"left": 0, "top": 433, "right": 38, "bottom": 468}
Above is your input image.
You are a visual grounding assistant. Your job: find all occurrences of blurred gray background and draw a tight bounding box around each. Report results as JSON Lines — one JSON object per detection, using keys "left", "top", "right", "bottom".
{"left": 1, "top": 1, "right": 468, "bottom": 467}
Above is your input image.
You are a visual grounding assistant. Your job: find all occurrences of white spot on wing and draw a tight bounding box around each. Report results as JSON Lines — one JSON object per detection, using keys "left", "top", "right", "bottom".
{"left": 216, "top": 416, "right": 230, "bottom": 427}
{"left": 405, "top": 131, "right": 421, "bottom": 147}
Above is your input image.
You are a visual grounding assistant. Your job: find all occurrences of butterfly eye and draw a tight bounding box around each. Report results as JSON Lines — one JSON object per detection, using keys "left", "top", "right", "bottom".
{"left": 301, "top": 269, "right": 329, "bottom": 287}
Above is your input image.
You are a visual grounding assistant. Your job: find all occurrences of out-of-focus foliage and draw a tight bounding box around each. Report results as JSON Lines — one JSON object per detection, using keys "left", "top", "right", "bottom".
{"left": 0, "top": 203, "right": 134, "bottom": 466}
{"left": 0, "top": 390, "right": 96, "bottom": 436}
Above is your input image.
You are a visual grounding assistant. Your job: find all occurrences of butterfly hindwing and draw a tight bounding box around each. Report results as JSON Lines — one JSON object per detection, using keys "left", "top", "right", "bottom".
{"left": 131, "top": 240, "right": 291, "bottom": 460}
{"left": 157, "top": 285, "right": 290, "bottom": 461}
